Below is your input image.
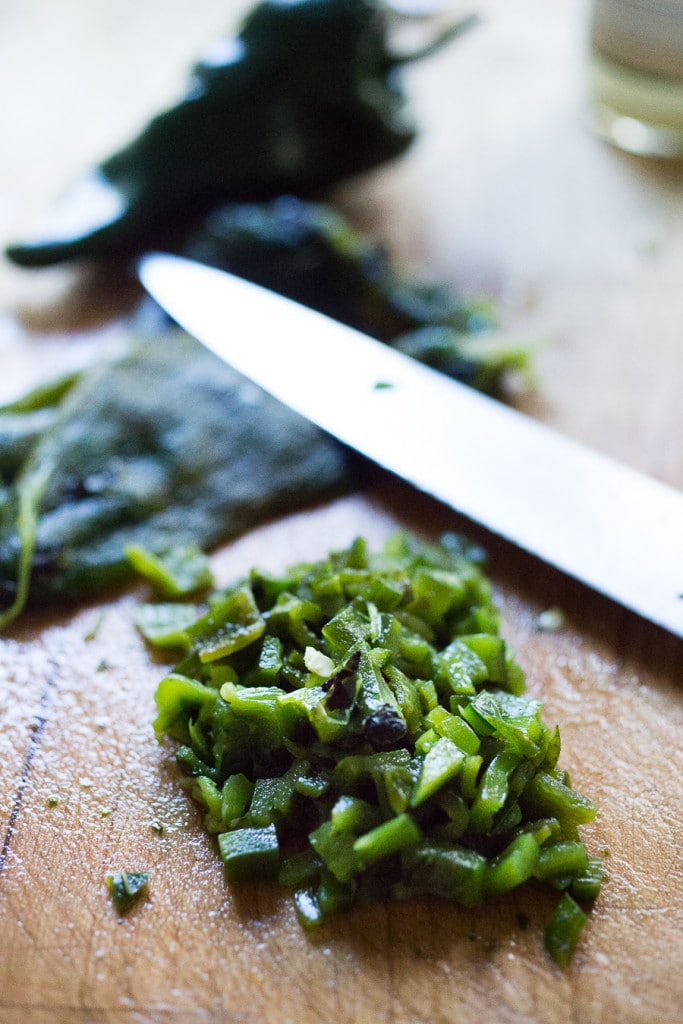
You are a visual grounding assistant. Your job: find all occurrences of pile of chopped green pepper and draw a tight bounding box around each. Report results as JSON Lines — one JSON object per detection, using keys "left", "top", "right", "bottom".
{"left": 146, "top": 533, "right": 602, "bottom": 966}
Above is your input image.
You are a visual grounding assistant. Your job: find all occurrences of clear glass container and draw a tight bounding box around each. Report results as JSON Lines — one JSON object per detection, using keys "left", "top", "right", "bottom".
{"left": 589, "top": 0, "right": 683, "bottom": 157}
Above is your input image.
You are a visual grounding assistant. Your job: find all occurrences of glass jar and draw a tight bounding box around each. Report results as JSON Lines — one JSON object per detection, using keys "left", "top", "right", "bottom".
{"left": 589, "top": 0, "right": 683, "bottom": 157}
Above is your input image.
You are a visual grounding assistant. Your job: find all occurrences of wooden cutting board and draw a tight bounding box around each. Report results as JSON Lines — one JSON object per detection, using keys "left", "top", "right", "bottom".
{"left": 1, "top": 2, "right": 681, "bottom": 1022}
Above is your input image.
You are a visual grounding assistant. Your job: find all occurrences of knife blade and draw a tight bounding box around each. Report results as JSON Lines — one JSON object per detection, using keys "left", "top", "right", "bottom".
{"left": 138, "top": 253, "right": 683, "bottom": 640}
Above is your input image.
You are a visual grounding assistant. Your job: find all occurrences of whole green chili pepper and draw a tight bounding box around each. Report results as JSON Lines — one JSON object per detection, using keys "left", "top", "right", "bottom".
{"left": 6, "top": 0, "right": 470, "bottom": 267}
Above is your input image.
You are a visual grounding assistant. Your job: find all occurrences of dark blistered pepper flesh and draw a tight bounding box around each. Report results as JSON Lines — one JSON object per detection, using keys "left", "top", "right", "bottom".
{"left": 6, "top": 0, "right": 467, "bottom": 267}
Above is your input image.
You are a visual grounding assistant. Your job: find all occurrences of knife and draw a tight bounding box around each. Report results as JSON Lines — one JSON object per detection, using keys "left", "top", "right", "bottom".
{"left": 138, "top": 253, "right": 683, "bottom": 640}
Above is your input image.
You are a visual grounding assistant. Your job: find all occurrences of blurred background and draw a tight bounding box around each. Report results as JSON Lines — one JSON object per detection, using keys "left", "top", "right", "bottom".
{"left": 0, "top": 0, "right": 681, "bottom": 481}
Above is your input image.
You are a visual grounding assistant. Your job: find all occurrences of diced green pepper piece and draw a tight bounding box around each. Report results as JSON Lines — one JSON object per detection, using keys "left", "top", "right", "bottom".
{"left": 331, "top": 795, "right": 381, "bottom": 834}
{"left": 535, "top": 840, "right": 589, "bottom": 882}
{"left": 291, "top": 761, "right": 330, "bottom": 799}
{"left": 486, "top": 833, "right": 539, "bottom": 895}
{"left": 133, "top": 602, "right": 199, "bottom": 650}
{"left": 208, "top": 664, "right": 239, "bottom": 688}
{"left": 425, "top": 705, "right": 480, "bottom": 754}
{"left": 248, "top": 774, "right": 296, "bottom": 827}
{"left": 198, "top": 602, "right": 265, "bottom": 663}
{"left": 381, "top": 764, "right": 418, "bottom": 815}
{"left": 342, "top": 570, "right": 404, "bottom": 611}
{"left": 414, "top": 728, "right": 438, "bottom": 755}
{"left": 469, "top": 749, "right": 522, "bottom": 833}
{"left": 434, "top": 790, "right": 469, "bottom": 836}
{"left": 459, "top": 634, "right": 508, "bottom": 684}
{"left": 254, "top": 635, "right": 284, "bottom": 682}
{"left": 186, "top": 585, "right": 265, "bottom": 662}
{"left": 331, "top": 750, "right": 412, "bottom": 795}
{"left": 106, "top": 871, "right": 150, "bottom": 915}
{"left": 293, "top": 887, "right": 324, "bottom": 930}
{"left": 356, "top": 646, "right": 404, "bottom": 724}
{"left": 279, "top": 848, "right": 322, "bottom": 888}
{"left": 310, "top": 695, "right": 357, "bottom": 746}
{"left": 126, "top": 543, "right": 213, "bottom": 597}
{"left": 490, "top": 799, "right": 522, "bottom": 836}
{"left": 220, "top": 682, "right": 294, "bottom": 738}
{"left": 465, "top": 690, "right": 545, "bottom": 756}
{"left": 383, "top": 664, "right": 423, "bottom": 734}
{"left": 540, "top": 725, "right": 562, "bottom": 769}
{"left": 544, "top": 893, "right": 587, "bottom": 968}
{"left": 153, "top": 672, "right": 218, "bottom": 741}
{"left": 221, "top": 773, "right": 254, "bottom": 825}
{"left": 411, "top": 737, "right": 465, "bottom": 807}
{"left": 310, "top": 820, "right": 363, "bottom": 882}
{"left": 265, "top": 592, "right": 322, "bottom": 647}
{"left": 435, "top": 639, "right": 487, "bottom": 695}
{"left": 353, "top": 813, "right": 421, "bottom": 863}
{"left": 306, "top": 574, "right": 343, "bottom": 620}
{"left": 399, "top": 842, "right": 486, "bottom": 907}
{"left": 520, "top": 816, "right": 562, "bottom": 845}
{"left": 424, "top": 705, "right": 449, "bottom": 730}
{"left": 336, "top": 536, "right": 369, "bottom": 570}
{"left": 176, "top": 744, "right": 219, "bottom": 781}
{"left": 397, "top": 629, "right": 435, "bottom": 676}
{"left": 416, "top": 678, "right": 439, "bottom": 712}
{"left": 460, "top": 754, "right": 484, "bottom": 800}
{"left": 322, "top": 601, "right": 371, "bottom": 658}
{"left": 570, "top": 856, "right": 603, "bottom": 902}
{"left": 459, "top": 702, "right": 497, "bottom": 737}
{"left": 218, "top": 824, "right": 280, "bottom": 882}
{"left": 522, "top": 771, "right": 597, "bottom": 828}
{"left": 316, "top": 869, "right": 357, "bottom": 918}
{"left": 407, "top": 567, "right": 467, "bottom": 623}
{"left": 193, "top": 775, "right": 223, "bottom": 828}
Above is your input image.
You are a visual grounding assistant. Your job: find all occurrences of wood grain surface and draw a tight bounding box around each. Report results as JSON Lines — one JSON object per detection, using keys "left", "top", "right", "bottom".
{"left": 1, "top": 2, "right": 682, "bottom": 1023}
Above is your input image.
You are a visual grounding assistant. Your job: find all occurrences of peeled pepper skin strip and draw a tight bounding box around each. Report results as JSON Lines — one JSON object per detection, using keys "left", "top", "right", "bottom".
{"left": 148, "top": 533, "right": 603, "bottom": 966}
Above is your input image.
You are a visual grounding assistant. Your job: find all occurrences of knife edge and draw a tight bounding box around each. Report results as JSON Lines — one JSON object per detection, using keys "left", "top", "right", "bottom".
{"left": 138, "top": 253, "right": 683, "bottom": 639}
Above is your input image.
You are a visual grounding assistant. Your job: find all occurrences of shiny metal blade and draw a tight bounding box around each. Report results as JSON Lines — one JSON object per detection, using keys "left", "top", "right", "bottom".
{"left": 139, "top": 253, "right": 683, "bottom": 639}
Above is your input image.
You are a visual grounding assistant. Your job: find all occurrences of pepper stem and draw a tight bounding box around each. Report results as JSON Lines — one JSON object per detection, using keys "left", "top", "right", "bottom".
{"left": 386, "top": 13, "right": 479, "bottom": 68}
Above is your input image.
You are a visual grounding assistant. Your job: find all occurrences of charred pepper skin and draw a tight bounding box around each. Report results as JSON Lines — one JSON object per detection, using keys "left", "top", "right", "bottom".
{"left": 178, "top": 197, "right": 490, "bottom": 344}
{"left": 174, "top": 197, "right": 529, "bottom": 395}
{"left": 6, "top": 0, "right": 457, "bottom": 268}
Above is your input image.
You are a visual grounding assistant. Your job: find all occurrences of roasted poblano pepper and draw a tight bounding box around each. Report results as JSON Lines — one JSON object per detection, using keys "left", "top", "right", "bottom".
{"left": 0, "top": 331, "right": 349, "bottom": 627}
{"left": 6, "top": 0, "right": 469, "bottom": 267}
{"left": 147, "top": 533, "right": 603, "bottom": 966}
